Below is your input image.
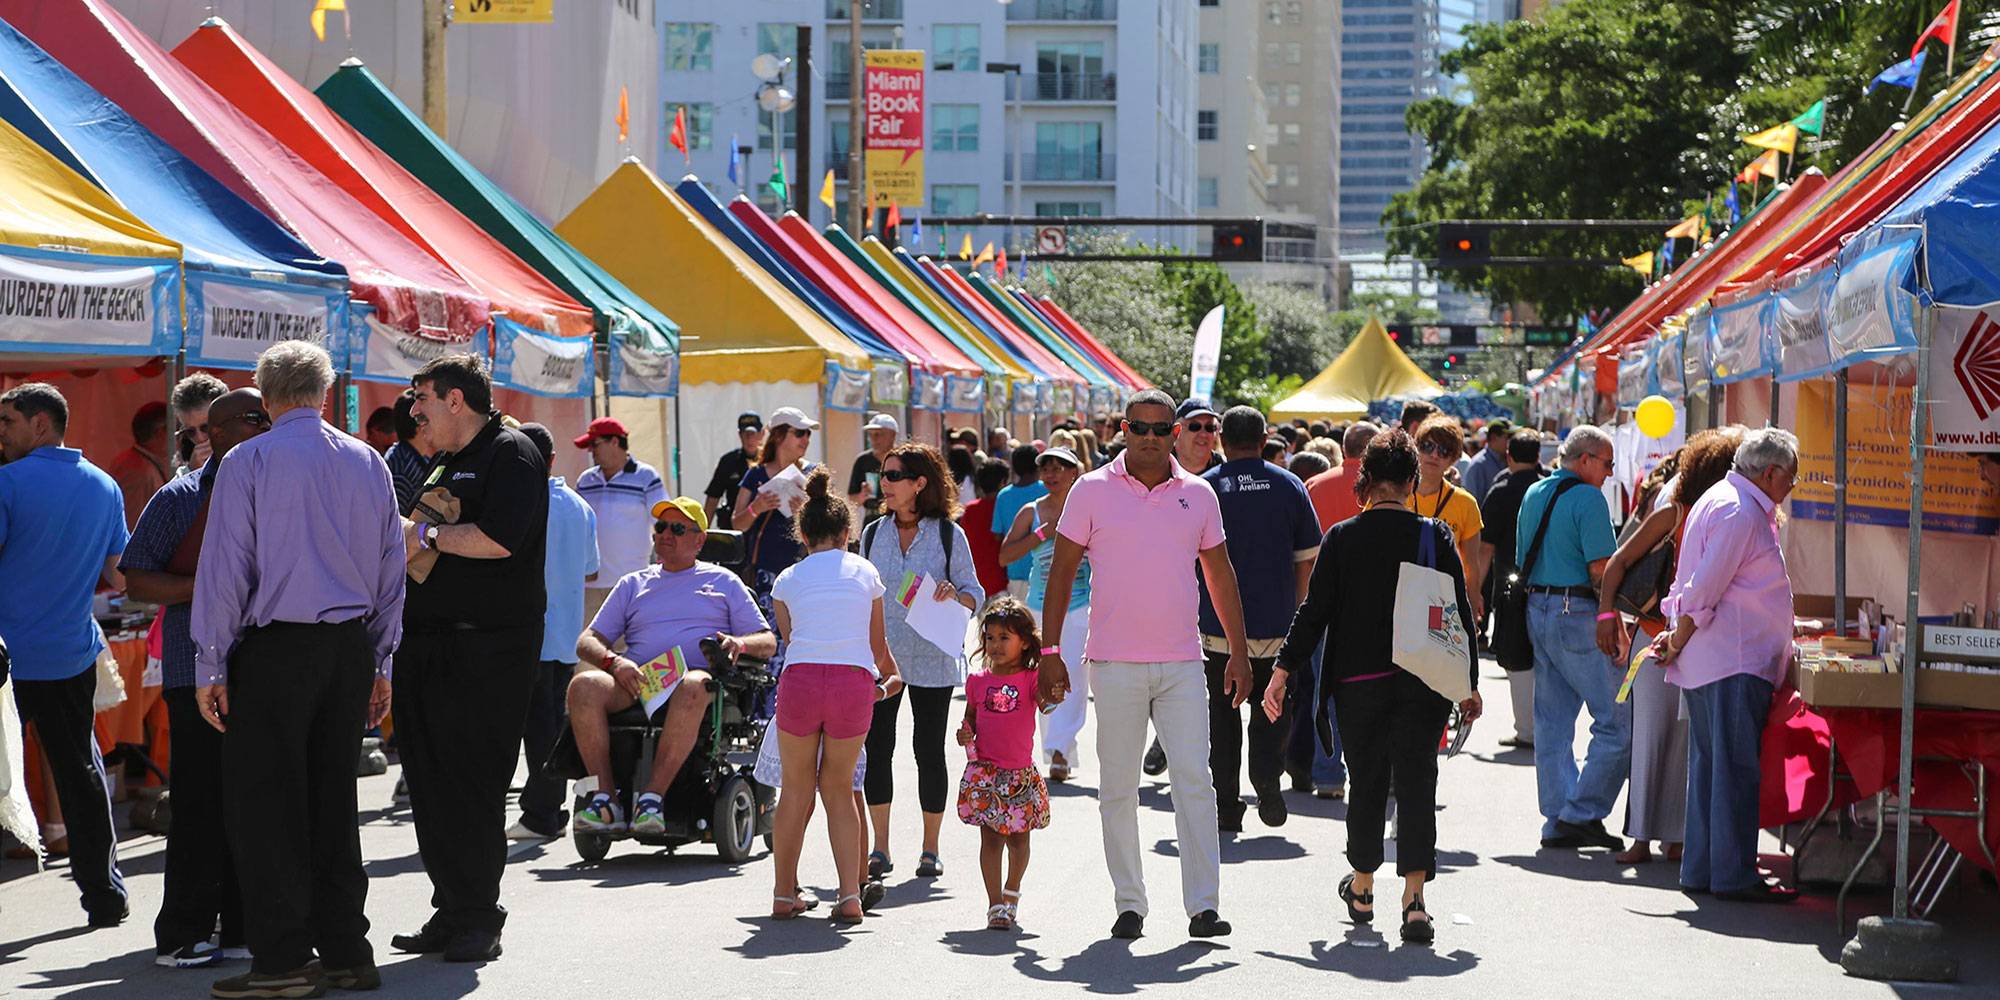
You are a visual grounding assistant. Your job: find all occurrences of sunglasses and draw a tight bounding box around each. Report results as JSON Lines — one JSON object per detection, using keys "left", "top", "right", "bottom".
{"left": 881, "top": 469, "right": 919, "bottom": 483}
{"left": 1418, "top": 441, "right": 1455, "bottom": 458}
{"left": 1183, "top": 421, "right": 1218, "bottom": 434}
{"left": 1125, "top": 420, "right": 1175, "bottom": 437}
{"left": 653, "top": 521, "right": 695, "bottom": 537}
{"left": 202, "top": 410, "right": 272, "bottom": 436}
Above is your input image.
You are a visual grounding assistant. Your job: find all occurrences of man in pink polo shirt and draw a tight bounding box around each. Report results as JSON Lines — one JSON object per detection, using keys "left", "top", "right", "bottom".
{"left": 1038, "top": 389, "right": 1253, "bottom": 941}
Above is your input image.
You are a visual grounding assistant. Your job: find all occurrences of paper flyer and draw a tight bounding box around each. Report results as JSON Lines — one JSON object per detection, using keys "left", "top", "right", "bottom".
{"left": 1616, "top": 642, "right": 1653, "bottom": 704}
{"left": 764, "top": 463, "right": 809, "bottom": 517}
{"left": 894, "top": 570, "right": 923, "bottom": 608}
{"left": 898, "top": 572, "right": 972, "bottom": 657}
{"left": 635, "top": 646, "right": 692, "bottom": 716}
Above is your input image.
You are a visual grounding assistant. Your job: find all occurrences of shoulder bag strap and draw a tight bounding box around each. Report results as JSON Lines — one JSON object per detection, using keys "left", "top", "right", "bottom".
{"left": 939, "top": 517, "right": 954, "bottom": 583}
{"left": 1518, "top": 478, "right": 1586, "bottom": 582}
{"left": 862, "top": 516, "right": 881, "bottom": 558}
{"left": 1416, "top": 516, "right": 1437, "bottom": 569}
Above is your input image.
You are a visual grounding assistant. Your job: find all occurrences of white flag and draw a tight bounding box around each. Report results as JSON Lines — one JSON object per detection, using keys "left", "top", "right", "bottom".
{"left": 1189, "top": 304, "right": 1224, "bottom": 402}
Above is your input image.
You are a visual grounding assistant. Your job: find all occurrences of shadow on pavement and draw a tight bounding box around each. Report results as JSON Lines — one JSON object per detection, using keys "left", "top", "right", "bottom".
{"left": 1148, "top": 835, "right": 1308, "bottom": 864}
{"left": 1465, "top": 747, "right": 1535, "bottom": 767}
{"left": 1491, "top": 851, "right": 1685, "bottom": 889}
{"left": 939, "top": 927, "right": 1042, "bottom": 957}
{"left": 0, "top": 924, "right": 96, "bottom": 967}
{"left": 374, "top": 957, "right": 483, "bottom": 999}
{"left": 727, "top": 913, "right": 860, "bottom": 958}
{"left": 0, "top": 946, "right": 194, "bottom": 999}
{"left": 1010, "top": 938, "right": 1238, "bottom": 994}
{"left": 1256, "top": 930, "right": 1480, "bottom": 981}
{"left": 530, "top": 853, "right": 754, "bottom": 888}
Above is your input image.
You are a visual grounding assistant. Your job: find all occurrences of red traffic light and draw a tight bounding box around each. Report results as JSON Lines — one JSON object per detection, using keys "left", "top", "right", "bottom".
{"left": 1455, "top": 239, "right": 1473, "bottom": 252}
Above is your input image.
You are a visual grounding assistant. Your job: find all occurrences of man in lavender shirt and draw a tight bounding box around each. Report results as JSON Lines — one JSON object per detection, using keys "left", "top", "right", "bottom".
{"left": 192, "top": 341, "right": 404, "bottom": 997}
{"left": 1653, "top": 428, "right": 1800, "bottom": 904}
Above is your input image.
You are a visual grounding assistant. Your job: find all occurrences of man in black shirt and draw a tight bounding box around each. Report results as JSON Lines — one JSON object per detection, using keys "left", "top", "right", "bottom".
{"left": 1477, "top": 429, "right": 1546, "bottom": 749}
{"left": 702, "top": 411, "right": 763, "bottom": 531}
{"left": 389, "top": 355, "right": 549, "bottom": 964}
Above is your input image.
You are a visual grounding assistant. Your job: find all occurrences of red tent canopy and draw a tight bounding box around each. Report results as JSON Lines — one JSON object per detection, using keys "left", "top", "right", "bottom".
{"left": 1023, "top": 292, "right": 1149, "bottom": 390}
{"left": 171, "top": 18, "right": 593, "bottom": 340}
{"left": 723, "top": 201, "right": 935, "bottom": 372}
{"left": 921, "top": 257, "right": 1085, "bottom": 386}
{"left": 0, "top": 0, "right": 490, "bottom": 340}
{"left": 775, "top": 217, "right": 980, "bottom": 376}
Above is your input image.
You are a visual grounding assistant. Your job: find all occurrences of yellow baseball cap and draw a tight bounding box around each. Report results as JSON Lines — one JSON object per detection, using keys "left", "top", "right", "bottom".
{"left": 651, "top": 496, "right": 709, "bottom": 533}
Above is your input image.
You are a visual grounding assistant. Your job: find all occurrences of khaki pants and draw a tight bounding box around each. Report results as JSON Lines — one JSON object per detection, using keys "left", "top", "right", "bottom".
{"left": 1090, "top": 659, "right": 1220, "bottom": 918}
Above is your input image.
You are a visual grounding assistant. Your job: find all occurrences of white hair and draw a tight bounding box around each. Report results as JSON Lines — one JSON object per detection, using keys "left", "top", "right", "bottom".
{"left": 1559, "top": 424, "right": 1614, "bottom": 465}
{"left": 1734, "top": 427, "right": 1800, "bottom": 477}
{"left": 255, "top": 340, "right": 334, "bottom": 411}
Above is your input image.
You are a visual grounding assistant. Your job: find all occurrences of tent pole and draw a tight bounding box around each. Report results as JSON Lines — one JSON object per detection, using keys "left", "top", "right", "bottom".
{"left": 1834, "top": 368, "right": 1847, "bottom": 633}
{"left": 1895, "top": 306, "right": 1931, "bottom": 920}
{"left": 672, "top": 391, "right": 684, "bottom": 496}
{"left": 1769, "top": 376, "right": 1780, "bottom": 427}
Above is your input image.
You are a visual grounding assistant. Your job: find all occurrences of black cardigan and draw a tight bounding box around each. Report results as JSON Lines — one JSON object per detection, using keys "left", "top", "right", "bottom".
{"left": 1277, "top": 508, "right": 1478, "bottom": 704}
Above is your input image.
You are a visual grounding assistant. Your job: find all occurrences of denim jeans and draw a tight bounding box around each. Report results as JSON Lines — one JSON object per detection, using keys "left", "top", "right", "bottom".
{"left": 1681, "top": 672, "right": 1773, "bottom": 893}
{"left": 1527, "top": 593, "right": 1630, "bottom": 838}
{"left": 1286, "top": 639, "right": 1346, "bottom": 787}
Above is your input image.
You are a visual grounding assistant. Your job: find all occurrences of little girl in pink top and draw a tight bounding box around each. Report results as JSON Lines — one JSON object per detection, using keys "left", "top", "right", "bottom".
{"left": 955, "top": 597, "right": 1051, "bottom": 931}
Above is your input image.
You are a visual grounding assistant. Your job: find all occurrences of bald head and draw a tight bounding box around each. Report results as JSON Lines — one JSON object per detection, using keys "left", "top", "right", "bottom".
{"left": 207, "top": 387, "right": 269, "bottom": 458}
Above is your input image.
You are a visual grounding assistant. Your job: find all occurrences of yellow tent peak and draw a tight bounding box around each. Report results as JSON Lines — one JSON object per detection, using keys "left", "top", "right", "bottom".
{"left": 1267, "top": 316, "right": 1442, "bottom": 422}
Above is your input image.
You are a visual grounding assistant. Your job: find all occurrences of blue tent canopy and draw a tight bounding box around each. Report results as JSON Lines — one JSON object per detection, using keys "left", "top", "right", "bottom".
{"left": 1871, "top": 114, "right": 2000, "bottom": 308}
{"left": 669, "top": 180, "right": 899, "bottom": 363}
{"left": 0, "top": 17, "right": 347, "bottom": 369}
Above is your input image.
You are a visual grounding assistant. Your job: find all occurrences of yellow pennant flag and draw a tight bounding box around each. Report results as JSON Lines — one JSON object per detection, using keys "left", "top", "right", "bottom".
{"left": 1750, "top": 148, "right": 1782, "bottom": 180}
{"left": 1742, "top": 122, "right": 1798, "bottom": 155}
{"left": 959, "top": 233, "right": 974, "bottom": 261}
{"left": 863, "top": 181, "right": 876, "bottom": 232}
{"left": 311, "top": 0, "right": 346, "bottom": 42}
{"left": 818, "top": 170, "right": 836, "bottom": 211}
{"left": 974, "top": 241, "right": 995, "bottom": 265}
{"left": 1622, "top": 251, "right": 1655, "bottom": 276}
{"left": 1664, "top": 215, "right": 1701, "bottom": 240}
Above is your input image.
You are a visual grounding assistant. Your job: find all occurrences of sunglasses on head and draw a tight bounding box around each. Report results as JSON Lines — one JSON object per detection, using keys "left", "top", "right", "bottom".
{"left": 653, "top": 521, "right": 695, "bottom": 537}
{"left": 1184, "top": 420, "right": 1218, "bottom": 434}
{"left": 881, "top": 469, "right": 919, "bottom": 483}
{"left": 1125, "top": 420, "right": 1175, "bottom": 437}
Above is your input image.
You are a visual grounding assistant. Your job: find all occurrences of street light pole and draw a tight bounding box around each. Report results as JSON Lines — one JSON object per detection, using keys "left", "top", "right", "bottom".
{"left": 847, "top": 0, "right": 866, "bottom": 233}
{"left": 985, "top": 61, "right": 1024, "bottom": 263}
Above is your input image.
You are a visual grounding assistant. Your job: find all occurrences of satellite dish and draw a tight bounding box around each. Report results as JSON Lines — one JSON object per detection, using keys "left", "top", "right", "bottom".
{"left": 758, "top": 85, "right": 796, "bottom": 114}
{"left": 751, "top": 53, "right": 788, "bottom": 83}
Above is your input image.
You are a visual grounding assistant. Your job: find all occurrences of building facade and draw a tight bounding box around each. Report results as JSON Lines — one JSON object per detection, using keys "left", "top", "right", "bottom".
{"left": 657, "top": 0, "right": 1199, "bottom": 255}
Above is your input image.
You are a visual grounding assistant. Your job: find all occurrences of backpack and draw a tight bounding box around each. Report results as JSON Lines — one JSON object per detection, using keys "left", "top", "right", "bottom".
{"left": 861, "top": 516, "right": 954, "bottom": 584}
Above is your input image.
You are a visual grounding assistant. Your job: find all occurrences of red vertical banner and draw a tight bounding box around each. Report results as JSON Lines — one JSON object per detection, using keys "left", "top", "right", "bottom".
{"left": 864, "top": 49, "right": 925, "bottom": 208}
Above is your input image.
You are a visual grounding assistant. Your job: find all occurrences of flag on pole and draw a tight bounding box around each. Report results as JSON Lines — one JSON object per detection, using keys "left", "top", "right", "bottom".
{"left": 1043, "top": 263, "right": 1057, "bottom": 286}
{"left": 908, "top": 216, "right": 922, "bottom": 246}
{"left": 1790, "top": 99, "right": 1826, "bottom": 136}
{"left": 767, "top": 155, "right": 788, "bottom": 200}
{"left": 1724, "top": 182, "right": 1740, "bottom": 225}
{"left": 616, "top": 87, "right": 630, "bottom": 144}
{"left": 727, "top": 135, "right": 740, "bottom": 185}
{"left": 1741, "top": 122, "right": 1798, "bottom": 155}
{"left": 668, "top": 105, "right": 689, "bottom": 163}
{"left": 818, "top": 170, "right": 836, "bottom": 210}
{"left": 1866, "top": 51, "right": 1928, "bottom": 94}
{"left": 996, "top": 247, "right": 1009, "bottom": 277}
{"left": 1735, "top": 160, "right": 1760, "bottom": 184}
{"left": 885, "top": 201, "right": 901, "bottom": 236}
{"left": 1664, "top": 216, "right": 1701, "bottom": 240}
{"left": 974, "top": 242, "right": 995, "bottom": 266}
{"left": 311, "top": 0, "right": 346, "bottom": 42}
{"left": 959, "top": 233, "right": 974, "bottom": 261}
{"left": 1659, "top": 240, "right": 1674, "bottom": 271}
{"left": 1912, "top": 0, "right": 1960, "bottom": 60}
{"left": 1750, "top": 148, "right": 1781, "bottom": 179}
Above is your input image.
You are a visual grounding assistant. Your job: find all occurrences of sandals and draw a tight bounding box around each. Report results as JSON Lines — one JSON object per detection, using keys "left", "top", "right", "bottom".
{"left": 867, "top": 851, "right": 892, "bottom": 879}
{"left": 1049, "top": 752, "right": 1071, "bottom": 783}
{"left": 1338, "top": 872, "right": 1374, "bottom": 925}
{"left": 1400, "top": 896, "right": 1434, "bottom": 944}
{"left": 831, "top": 893, "right": 865, "bottom": 924}
{"left": 986, "top": 890, "right": 1021, "bottom": 931}
{"left": 772, "top": 894, "right": 811, "bottom": 920}
{"left": 916, "top": 851, "right": 943, "bottom": 878}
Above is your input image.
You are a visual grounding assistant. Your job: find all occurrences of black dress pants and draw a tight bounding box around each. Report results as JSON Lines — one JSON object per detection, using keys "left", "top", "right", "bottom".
{"left": 223, "top": 621, "right": 373, "bottom": 973}
{"left": 1205, "top": 651, "right": 1285, "bottom": 822}
{"left": 393, "top": 626, "right": 538, "bottom": 935}
{"left": 863, "top": 683, "right": 953, "bottom": 813}
{"left": 517, "top": 660, "right": 575, "bottom": 835}
{"left": 1333, "top": 669, "right": 1453, "bottom": 878}
{"left": 155, "top": 686, "right": 243, "bottom": 953}
{"left": 13, "top": 665, "right": 125, "bottom": 919}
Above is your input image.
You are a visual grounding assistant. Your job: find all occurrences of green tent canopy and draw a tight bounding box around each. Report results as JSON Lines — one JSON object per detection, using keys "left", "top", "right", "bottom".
{"left": 315, "top": 60, "right": 679, "bottom": 394}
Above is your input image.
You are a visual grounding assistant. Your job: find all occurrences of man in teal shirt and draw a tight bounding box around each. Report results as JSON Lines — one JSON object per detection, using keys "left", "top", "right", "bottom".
{"left": 990, "top": 445, "right": 1046, "bottom": 600}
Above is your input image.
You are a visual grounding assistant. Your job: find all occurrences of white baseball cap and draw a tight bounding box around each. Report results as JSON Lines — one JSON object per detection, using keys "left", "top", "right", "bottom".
{"left": 768, "top": 406, "right": 820, "bottom": 432}
{"left": 865, "top": 413, "right": 900, "bottom": 434}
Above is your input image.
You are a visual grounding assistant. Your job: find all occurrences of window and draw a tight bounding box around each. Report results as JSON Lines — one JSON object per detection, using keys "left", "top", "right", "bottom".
{"left": 1197, "top": 109, "right": 1218, "bottom": 141}
{"left": 1343, "top": 120, "right": 1411, "bottom": 133}
{"left": 1286, "top": 1, "right": 1303, "bottom": 23}
{"left": 667, "top": 103, "right": 713, "bottom": 150}
{"left": 1345, "top": 13, "right": 1415, "bottom": 25}
{"left": 1196, "top": 176, "right": 1219, "bottom": 208}
{"left": 1346, "top": 173, "right": 1415, "bottom": 188}
{"left": 1033, "top": 122, "right": 1104, "bottom": 179}
{"left": 1347, "top": 103, "right": 1414, "bottom": 116}
{"left": 1341, "top": 155, "right": 1413, "bottom": 169}
{"left": 1281, "top": 164, "right": 1300, "bottom": 187}
{"left": 1344, "top": 66, "right": 1416, "bottom": 79}
{"left": 1345, "top": 138, "right": 1415, "bottom": 151}
{"left": 1265, "top": 2, "right": 1283, "bottom": 23}
{"left": 1262, "top": 84, "right": 1280, "bottom": 106}
{"left": 1284, "top": 83, "right": 1302, "bottom": 107}
{"left": 1200, "top": 0, "right": 1219, "bottom": 6}
{"left": 757, "top": 23, "right": 798, "bottom": 58}
{"left": 1343, "top": 85, "right": 1417, "bottom": 98}
{"left": 1285, "top": 42, "right": 1302, "bottom": 64}
{"left": 1263, "top": 41, "right": 1280, "bottom": 62}
{"left": 759, "top": 108, "right": 798, "bottom": 150}
{"left": 933, "top": 24, "right": 979, "bottom": 71}
{"left": 1342, "top": 31, "right": 1416, "bottom": 44}
{"left": 1347, "top": 49, "right": 1415, "bottom": 62}
{"left": 1034, "top": 201, "right": 1102, "bottom": 217}
{"left": 931, "top": 184, "right": 978, "bottom": 216}
{"left": 1283, "top": 122, "right": 1301, "bottom": 145}
{"left": 1035, "top": 42, "right": 1107, "bottom": 99}
{"left": 931, "top": 104, "right": 979, "bottom": 152}
{"left": 828, "top": 0, "right": 903, "bottom": 17}
{"left": 1265, "top": 123, "right": 1280, "bottom": 147}
{"left": 663, "top": 23, "right": 713, "bottom": 71}
{"left": 829, "top": 113, "right": 851, "bottom": 161}
{"left": 829, "top": 29, "right": 897, "bottom": 96}
{"left": 1198, "top": 43, "right": 1220, "bottom": 74}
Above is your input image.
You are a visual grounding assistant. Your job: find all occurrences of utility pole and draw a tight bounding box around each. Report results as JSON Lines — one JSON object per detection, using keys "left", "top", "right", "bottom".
{"left": 422, "top": 0, "right": 449, "bottom": 135}
{"left": 794, "top": 26, "right": 813, "bottom": 218}
{"left": 846, "top": 0, "right": 866, "bottom": 234}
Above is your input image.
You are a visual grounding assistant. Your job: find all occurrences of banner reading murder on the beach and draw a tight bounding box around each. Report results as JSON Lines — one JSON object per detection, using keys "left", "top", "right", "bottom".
{"left": 0, "top": 247, "right": 176, "bottom": 356}
{"left": 1793, "top": 380, "right": 2000, "bottom": 535}
{"left": 863, "top": 49, "right": 925, "bottom": 207}
{"left": 186, "top": 275, "right": 344, "bottom": 370}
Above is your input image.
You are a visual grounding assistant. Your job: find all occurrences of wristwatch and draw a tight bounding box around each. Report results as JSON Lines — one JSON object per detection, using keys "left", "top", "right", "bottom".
{"left": 419, "top": 523, "right": 440, "bottom": 550}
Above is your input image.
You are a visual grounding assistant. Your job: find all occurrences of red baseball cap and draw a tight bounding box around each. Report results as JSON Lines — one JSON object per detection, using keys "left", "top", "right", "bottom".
{"left": 573, "top": 417, "right": 629, "bottom": 449}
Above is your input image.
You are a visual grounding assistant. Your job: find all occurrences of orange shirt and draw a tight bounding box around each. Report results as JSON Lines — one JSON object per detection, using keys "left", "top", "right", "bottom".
{"left": 1306, "top": 458, "right": 1363, "bottom": 532}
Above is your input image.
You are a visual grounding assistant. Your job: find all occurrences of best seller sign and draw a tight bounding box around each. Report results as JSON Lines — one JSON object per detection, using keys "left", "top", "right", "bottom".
{"left": 864, "top": 49, "right": 925, "bottom": 207}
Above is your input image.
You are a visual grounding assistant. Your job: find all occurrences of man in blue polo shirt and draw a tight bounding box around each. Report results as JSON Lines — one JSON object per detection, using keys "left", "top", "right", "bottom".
{"left": 1516, "top": 424, "right": 1626, "bottom": 851}
{"left": 1202, "top": 406, "right": 1321, "bottom": 830}
{"left": 0, "top": 382, "right": 130, "bottom": 927}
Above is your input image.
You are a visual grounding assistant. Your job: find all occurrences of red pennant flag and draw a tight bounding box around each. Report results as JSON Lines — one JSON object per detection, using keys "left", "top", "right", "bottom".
{"left": 885, "top": 201, "right": 902, "bottom": 232}
{"left": 615, "top": 87, "right": 630, "bottom": 144}
{"left": 1912, "top": 0, "right": 1960, "bottom": 60}
{"left": 996, "top": 247, "right": 1009, "bottom": 278}
{"left": 668, "top": 105, "right": 689, "bottom": 163}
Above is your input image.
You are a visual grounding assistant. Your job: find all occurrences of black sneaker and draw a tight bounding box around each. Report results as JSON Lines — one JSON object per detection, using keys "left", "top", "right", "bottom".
{"left": 1188, "top": 910, "right": 1232, "bottom": 938}
{"left": 156, "top": 941, "right": 222, "bottom": 969}
{"left": 210, "top": 964, "right": 325, "bottom": 999}
{"left": 86, "top": 903, "right": 128, "bottom": 929}
{"left": 860, "top": 878, "right": 886, "bottom": 911}
{"left": 1110, "top": 910, "right": 1144, "bottom": 939}
{"left": 389, "top": 920, "right": 452, "bottom": 954}
{"left": 1574, "top": 819, "right": 1624, "bottom": 850}
{"left": 1142, "top": 739, "right": 1168, "bottom": 776}
{"left": 1217, "top": 811, "right": 1244, "bottom": 833}
{"left": 442, "top": 929, "right": 501, "bottom": 963}
{"left": 316, "top": 960, "right": 382, "bottom": 991}
{"left": 1257, "top": 790, "right": 1289, "bottom": 828}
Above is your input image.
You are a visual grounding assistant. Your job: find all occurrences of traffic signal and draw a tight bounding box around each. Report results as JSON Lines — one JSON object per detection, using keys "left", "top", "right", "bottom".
{"left": 1444, "top": 354, "right": 1458, "bottom": 370}
{"left": 1212, "top": 221, "right": 1263, "bottom": 262}
{"left": 1436, "top": 224, "right": 1488, "bottom": 264}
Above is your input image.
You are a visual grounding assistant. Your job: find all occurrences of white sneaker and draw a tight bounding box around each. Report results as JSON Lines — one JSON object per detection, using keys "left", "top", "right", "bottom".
{"left": 505, "top": 820, "right": 555, "bottom": 841}
{"left": 155, "top": 941, "right": 220, "bottom": 968}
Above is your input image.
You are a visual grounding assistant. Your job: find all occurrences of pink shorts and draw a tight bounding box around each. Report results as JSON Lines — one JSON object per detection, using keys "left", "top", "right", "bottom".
{"left": 775, "top": 663, "right": 877, "bottom": 740}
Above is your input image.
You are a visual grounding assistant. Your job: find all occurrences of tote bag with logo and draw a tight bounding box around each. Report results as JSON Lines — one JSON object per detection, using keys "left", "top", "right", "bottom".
{"left": 1391, "top": 519, "right": 1473, "bottom": 704}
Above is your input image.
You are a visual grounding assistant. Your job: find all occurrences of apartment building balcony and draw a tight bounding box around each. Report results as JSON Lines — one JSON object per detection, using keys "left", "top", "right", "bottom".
{"left": 1004, "top": 153, "right": 1115, "bottom": 182}
{"left": 1004, "top": 0, "right": 1116, "bottom": 22}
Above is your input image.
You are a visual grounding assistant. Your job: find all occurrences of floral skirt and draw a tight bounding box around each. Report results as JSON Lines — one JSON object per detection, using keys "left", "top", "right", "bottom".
{"left": 956, "top": 760, "right": 1050, "bottom": 835}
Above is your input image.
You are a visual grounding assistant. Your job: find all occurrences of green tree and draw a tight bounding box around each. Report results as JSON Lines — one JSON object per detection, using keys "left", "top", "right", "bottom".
{"left": 1240, "top": 280, "right": 1347, "bottom": 382}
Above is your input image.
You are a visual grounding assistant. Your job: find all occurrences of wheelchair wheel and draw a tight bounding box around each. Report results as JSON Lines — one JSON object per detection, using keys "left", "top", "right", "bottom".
{"left": 713, "top": 774, "right": 759, "bottom": 863}
{"left": 574, "top": 830, "right": 612, "bottom": 864}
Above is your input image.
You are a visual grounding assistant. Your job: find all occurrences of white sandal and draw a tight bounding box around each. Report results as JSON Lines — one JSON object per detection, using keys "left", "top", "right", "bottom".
{"left": 832, "top": 893, "right": 864, "bottom": 924}
{"left": 772, "top": 894, "right": 811, "bottom": 920}
{"left": 1003, "top": 889, "right": 1021, "bottom": 928}
{"left": 986, "top": 904, "right": 1013, "bottom": 930}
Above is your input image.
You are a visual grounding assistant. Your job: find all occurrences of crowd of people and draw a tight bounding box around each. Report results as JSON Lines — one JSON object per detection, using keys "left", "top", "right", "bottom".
{"left": 0, "top": 338, "right": 1811, "bottom": 996}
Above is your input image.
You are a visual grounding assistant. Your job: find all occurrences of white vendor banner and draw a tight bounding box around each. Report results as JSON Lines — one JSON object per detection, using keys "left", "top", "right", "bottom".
{"left": 1929, "top": 305, "right": 2000, "bottom": 452}
{"left": 354, "top": 314, "right": 484, "bottom": 384}
{"left": 1827, "top": 236, "right": 1920, "bottom": 366}
{"left": 492, "top": 318, "right": 592, "bottom": 398}
{"left": 186, "top": 276, "right": 342, "bottom": 370}
{"left": 0, "top": 248, "right": 175, "bottom": 356}
{"left": 608, "top": 336, "right": 677, "bottom": 397}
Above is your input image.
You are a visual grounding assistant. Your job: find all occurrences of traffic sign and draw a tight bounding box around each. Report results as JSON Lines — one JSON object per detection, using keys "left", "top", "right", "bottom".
{"left": 1036, "top": 226, "right": 1068, "bottom": 254}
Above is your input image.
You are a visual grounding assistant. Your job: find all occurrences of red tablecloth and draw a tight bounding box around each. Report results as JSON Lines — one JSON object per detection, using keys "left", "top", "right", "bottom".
{"left": 1760, "top": 689, "right": 2000, "bottom": 873}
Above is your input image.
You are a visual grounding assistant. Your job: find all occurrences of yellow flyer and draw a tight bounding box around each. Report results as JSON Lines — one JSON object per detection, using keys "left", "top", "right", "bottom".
{"left": 635, "top": 646, "right": 692, "bottom": 716}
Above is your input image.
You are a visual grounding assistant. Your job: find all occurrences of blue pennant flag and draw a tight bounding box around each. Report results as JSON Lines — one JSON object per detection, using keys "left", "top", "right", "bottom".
{"left": 908, "top": 215, "right": 922, "bottom": 248}
{"left": 1866, "top": 51, "right": 1927, "bottom": 95}
{"left": 1659, "top": 239, "right": 1674, "bottom": 271}
{"left": 1724, "top": 182, "right": 1740, "bottom": 225}
{"left": 727, "top": 135, "right": 741, "bottom": 185}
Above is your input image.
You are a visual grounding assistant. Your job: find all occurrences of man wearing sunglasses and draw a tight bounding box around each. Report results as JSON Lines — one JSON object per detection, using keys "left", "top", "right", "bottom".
{"left": 120, "top": 388, "right": 270, "bottom": 968}
{"left": 1172, "top": 399, "right": 1224, "bottom": 475}
{"left": 1038, "top": 389, "right": 1253, "bottom": 942}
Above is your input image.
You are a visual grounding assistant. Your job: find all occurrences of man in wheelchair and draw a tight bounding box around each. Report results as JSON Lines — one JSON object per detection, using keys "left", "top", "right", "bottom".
{"left": 566, "top": 497, "right": 776, "bottom": 836}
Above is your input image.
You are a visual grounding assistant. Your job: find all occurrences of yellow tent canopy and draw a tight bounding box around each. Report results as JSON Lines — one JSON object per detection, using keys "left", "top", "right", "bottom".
{"left": 1267, "top": 316, "right": 1441, "bottom": 422}
{"left": 555, "top": 160, "right": 868, "bottom": 385}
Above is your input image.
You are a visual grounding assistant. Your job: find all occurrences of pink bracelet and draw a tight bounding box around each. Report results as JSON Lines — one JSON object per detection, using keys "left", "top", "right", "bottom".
{"left": 1596, "top": 612, "right": 1618, "bottom": 622}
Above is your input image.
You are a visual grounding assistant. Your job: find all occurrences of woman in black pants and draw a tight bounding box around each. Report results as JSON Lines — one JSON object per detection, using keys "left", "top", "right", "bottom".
{"left": 1264, "top": 429, "right": 1482, "bottom": 943}
{"left": 860, "top": 444, "right": 984, "bottom": 880}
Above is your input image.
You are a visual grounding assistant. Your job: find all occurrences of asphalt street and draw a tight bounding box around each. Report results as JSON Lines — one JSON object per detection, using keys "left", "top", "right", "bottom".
{"left": 3, "top": 660, "right": 1996, "bottom": 999}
